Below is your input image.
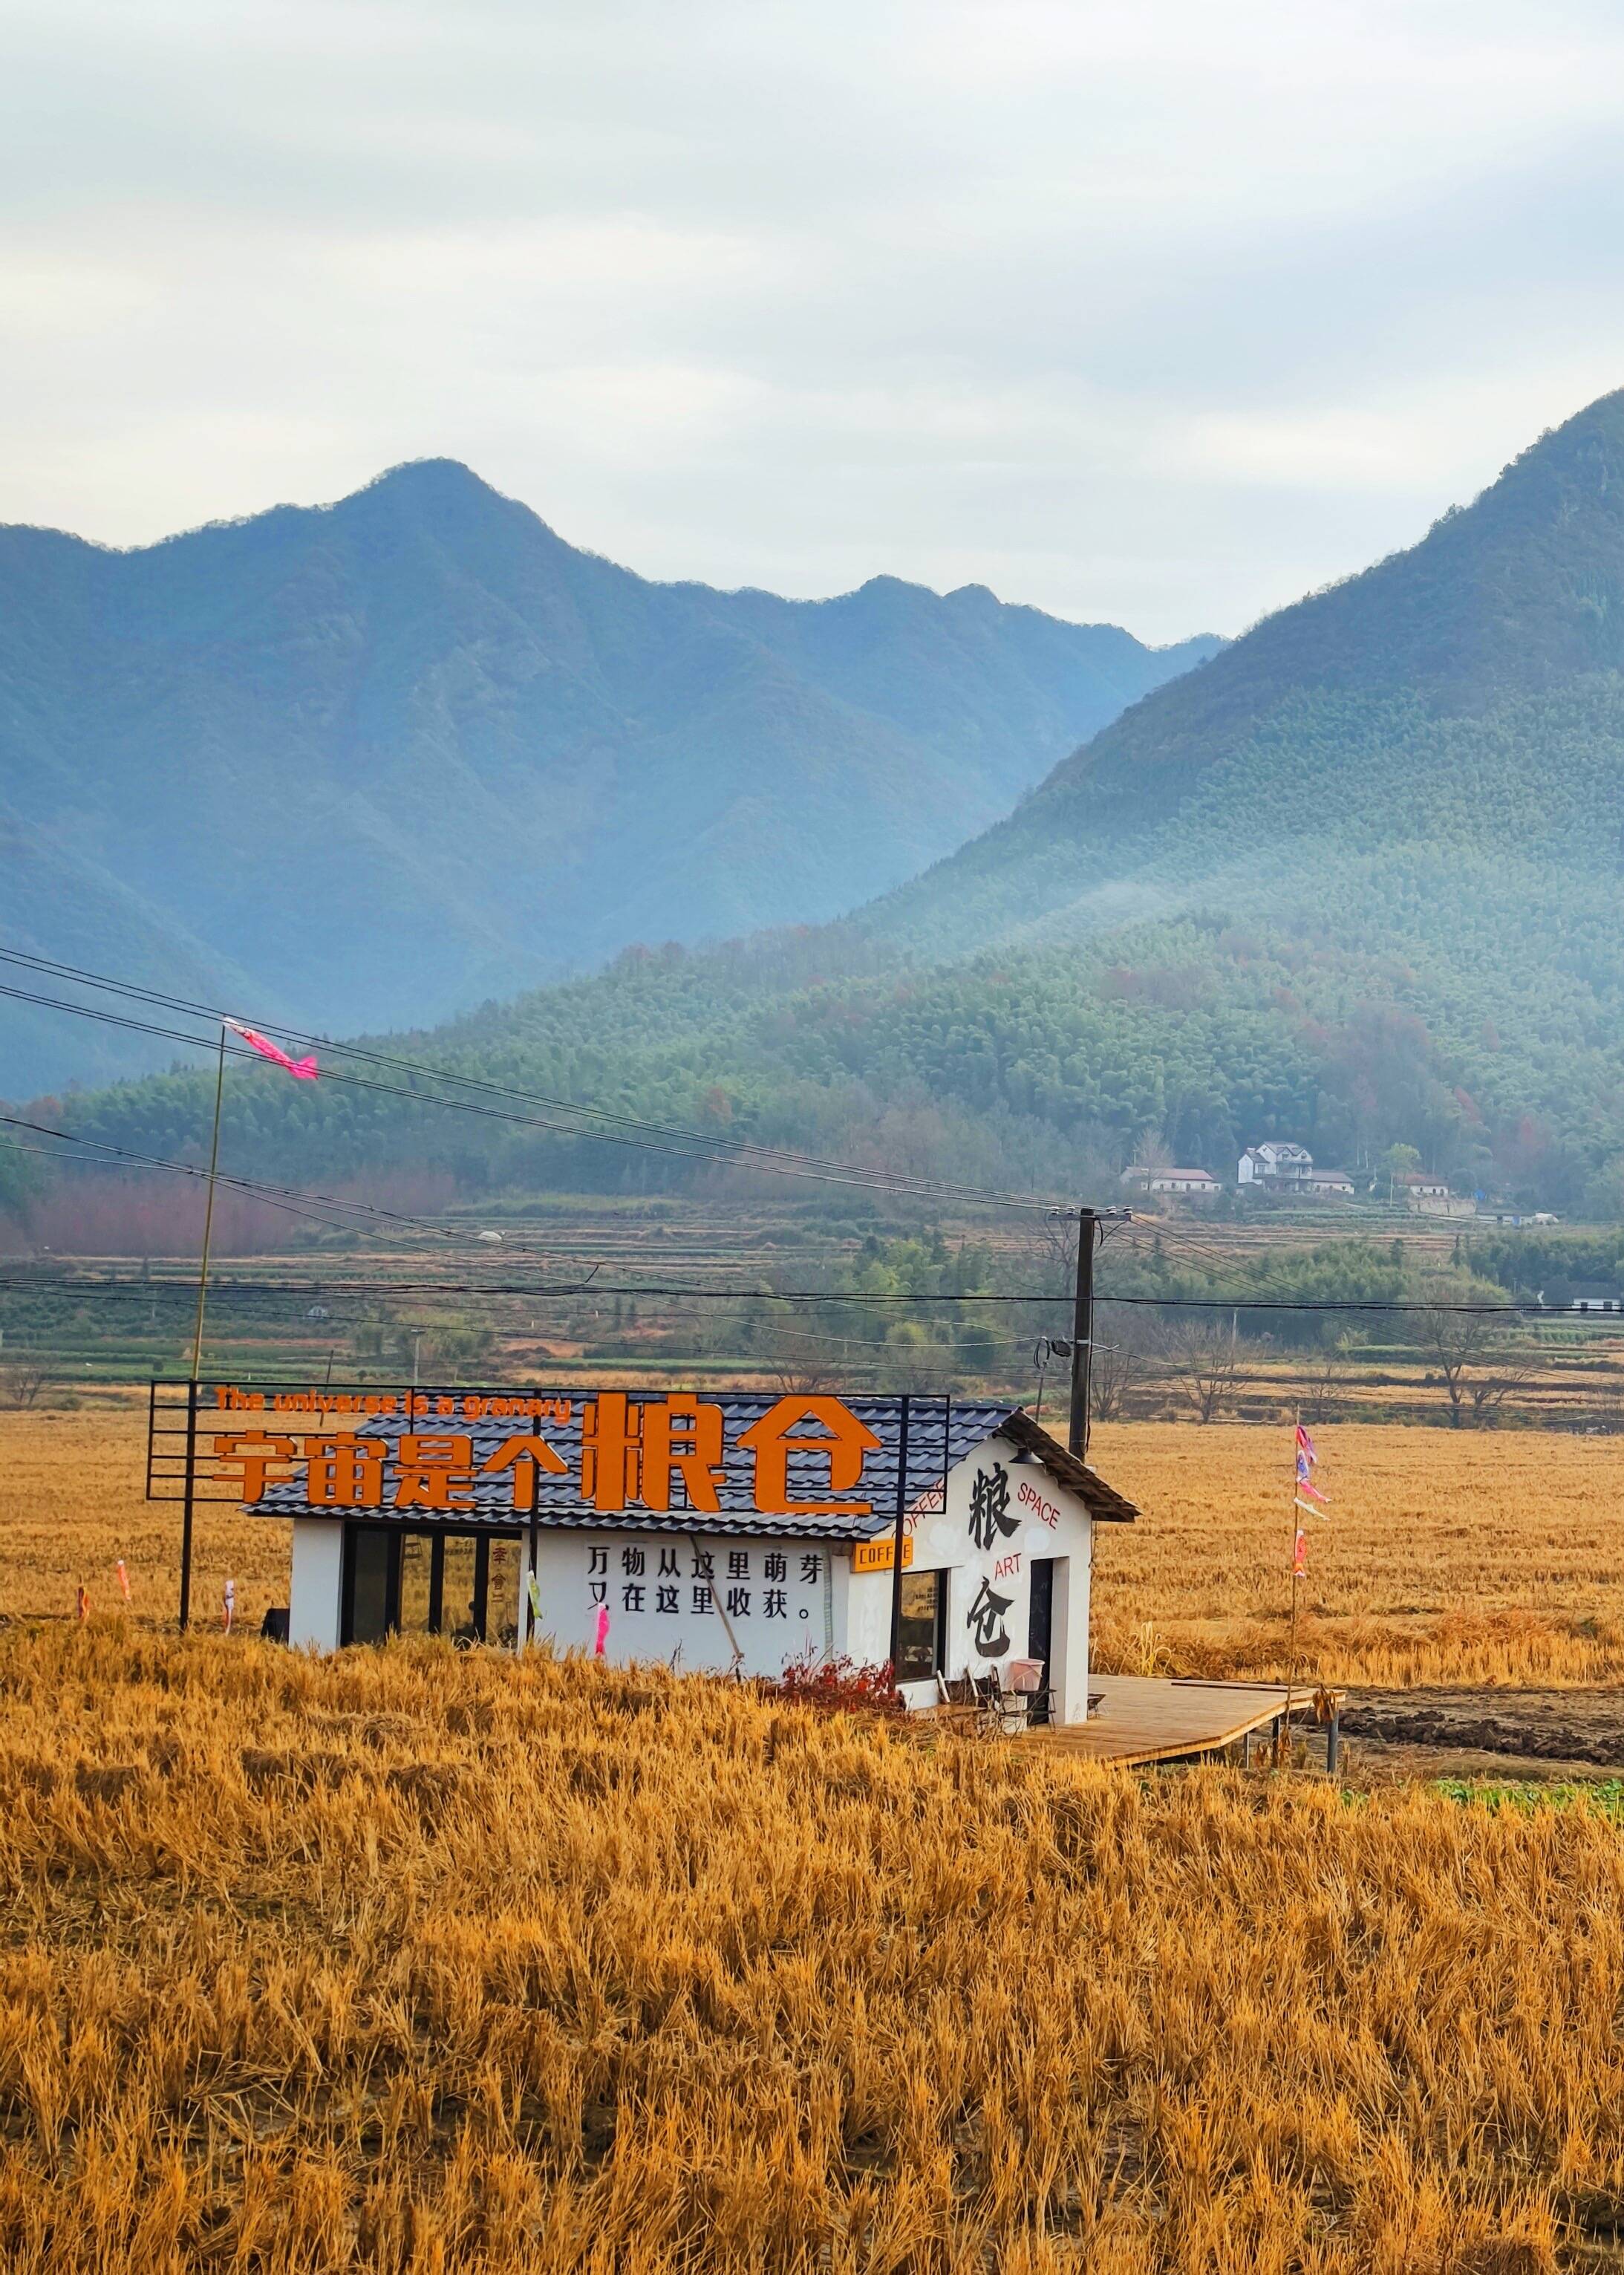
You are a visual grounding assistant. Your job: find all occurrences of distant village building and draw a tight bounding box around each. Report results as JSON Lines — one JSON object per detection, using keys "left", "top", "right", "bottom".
{"left": 1119, "top": 1166, "right": 1219, "bottom": 1200}
{"left": 173, "top": 1386, "right": 1138, "bottom": 1726}
{"left": 1386, "top": 1171, "right": 1475, "bottom": 1217}
{"left": 1300, "top": 1168, "right": 1355, "bottom": 1197}
{"left": 1238, "top": 1142, "right": 1314, "bottom": 1189}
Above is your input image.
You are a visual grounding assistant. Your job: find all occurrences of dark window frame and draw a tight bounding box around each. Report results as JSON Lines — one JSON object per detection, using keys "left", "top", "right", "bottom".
{"left": 339, "top": 1522, "right": 521, "bottom": 1646}
{"left": 894, "top": 1566, "right": 948, "bottom": 1682}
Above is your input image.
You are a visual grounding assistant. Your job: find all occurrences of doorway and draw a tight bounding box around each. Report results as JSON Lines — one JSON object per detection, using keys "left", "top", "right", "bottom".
{"left": 1027, "top": 1558, "right": 1055, "bottom": 1725}
{"left": 341, "top": 1526, "right": 524, "bottom": 1647}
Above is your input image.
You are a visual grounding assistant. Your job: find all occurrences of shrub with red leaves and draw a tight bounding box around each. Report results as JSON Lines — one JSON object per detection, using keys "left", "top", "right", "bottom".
{"left": 765, "top": 1649, "right": 903, "bottom": 1717}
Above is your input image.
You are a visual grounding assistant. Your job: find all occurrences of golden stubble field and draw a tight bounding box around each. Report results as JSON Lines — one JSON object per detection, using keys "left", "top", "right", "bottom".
{"left": 1, "top": 1623, "right": 1619, "bottom": 2274}
{"left": 0, "top": 1403, "right": 290, "bottom": 1635}
{"left": 4, "top": 1407, "right": 1623, "bottom": 1686}
{"left": 1089, "top": 1422, "right": 1624, "bottom": 1686}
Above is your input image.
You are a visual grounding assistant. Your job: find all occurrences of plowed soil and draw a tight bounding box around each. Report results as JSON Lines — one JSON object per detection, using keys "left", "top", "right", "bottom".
{"left": 1343, "top": 1685, "right": 1624, "bottom": 1782}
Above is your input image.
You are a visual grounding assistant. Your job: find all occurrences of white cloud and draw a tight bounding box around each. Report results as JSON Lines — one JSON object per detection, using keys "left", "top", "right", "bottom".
{"left": 0, "top": 0, "right": 1622, "bottom": 635}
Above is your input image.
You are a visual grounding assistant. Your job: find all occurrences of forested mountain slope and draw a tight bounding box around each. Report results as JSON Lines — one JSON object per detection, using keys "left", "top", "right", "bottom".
{"left": 0, "top": 462, "right": 1216, "bottom": 1094}
{"left": 41, "top": 393, "right": 1624, "bottom": 1221}
{"left": 863, "top": 389, "right": 1624, "bottom": 956}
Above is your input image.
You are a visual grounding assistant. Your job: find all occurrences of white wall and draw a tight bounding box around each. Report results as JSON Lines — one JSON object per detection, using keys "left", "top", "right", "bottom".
{"left": 901, "top": 1435, "right": 1094, "bottom": 1720}
{"left": 279, "top": 1439, "right": 1099, "bottom": 1723}
{"left": 288, "top": 1518, "right": 343, "bottom": 1652}
{"left": 527, "top": 1529, "right": 846, "bottom": 1679}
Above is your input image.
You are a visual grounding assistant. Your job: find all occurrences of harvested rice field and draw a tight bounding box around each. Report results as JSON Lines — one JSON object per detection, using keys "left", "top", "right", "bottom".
{"left": 2, "top": 1623, "right": 1621, "bottom": 2274}
{"left": 0, "top": 1402, "right": 287, "bottom": 1635}
{"left": 1088, "top": 1422, "right": 1624, "bottom": 1688}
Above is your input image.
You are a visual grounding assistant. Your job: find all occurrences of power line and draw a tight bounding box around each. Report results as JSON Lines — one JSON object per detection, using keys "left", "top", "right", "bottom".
{"left": 0, "top": 1116, "right": 570, "bottom": 1254}
{"left": 0, "top": 1131, "right": 433, "bottom": 1246}
{"left": 0, "top": 951, "right": 1069, "bottom": 1215}
{"left": 0, "top": 1269, "right": 1588, "bottom": 1316}
{"left": 0, "top": 973, "right": 993, "bottom": 1205}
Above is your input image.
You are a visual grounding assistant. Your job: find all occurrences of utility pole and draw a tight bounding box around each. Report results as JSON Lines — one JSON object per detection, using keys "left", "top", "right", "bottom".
{"left": 179, "top": 1021, "right": 228, "bottom": 1632}
{"left": 1046, "top": 1204, "right": 1129, "bottom": 1461}
{"left": 1069, "top": 1208, "right": 1097, "bottom": 1459}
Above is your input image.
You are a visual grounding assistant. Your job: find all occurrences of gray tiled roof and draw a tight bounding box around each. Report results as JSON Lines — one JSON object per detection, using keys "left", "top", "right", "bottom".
{"left": 214, "top": 1387, "right": 1136, "bottom": 1537}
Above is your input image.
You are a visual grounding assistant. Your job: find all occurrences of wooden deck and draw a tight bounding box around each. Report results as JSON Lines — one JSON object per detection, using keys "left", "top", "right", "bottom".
{"left": 1025, "top": 1675, "right": 1337, "bottom": 1768}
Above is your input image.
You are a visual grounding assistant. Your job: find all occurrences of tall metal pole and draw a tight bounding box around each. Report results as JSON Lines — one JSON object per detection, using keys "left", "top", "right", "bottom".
{"left": 886, "top": 1393, "right": 913, "bottom": 1681}
{"left": 179, "top": 1023, "right": 227, "bottom": 1630}
{"left": 1280, "top": 1405, "right": 1302, "bottom": 1766}
{"left": 1069, "top": 1208, "right": 1097, "bottom": 1459}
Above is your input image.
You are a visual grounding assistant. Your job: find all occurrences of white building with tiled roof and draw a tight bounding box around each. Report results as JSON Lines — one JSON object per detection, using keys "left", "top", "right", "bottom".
{"left": 180, "top": 1385, "right": 1137, "bottom": 1725}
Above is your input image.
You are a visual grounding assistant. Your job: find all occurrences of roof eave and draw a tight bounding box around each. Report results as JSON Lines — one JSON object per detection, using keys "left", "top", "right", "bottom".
{"left": 999, "top": 1409, "right": 1138, "bottom": 1523}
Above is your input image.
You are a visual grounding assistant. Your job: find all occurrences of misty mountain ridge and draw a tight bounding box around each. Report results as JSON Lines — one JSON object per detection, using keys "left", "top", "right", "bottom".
{"left": 54, "top": 390, "right": 1624, "bottom": 1226}
{"left": 0, "top": 460, "right": 1219, "bottom": 1094}
{"left": 865, "top": 392, "right": 1624, "bottom": 957}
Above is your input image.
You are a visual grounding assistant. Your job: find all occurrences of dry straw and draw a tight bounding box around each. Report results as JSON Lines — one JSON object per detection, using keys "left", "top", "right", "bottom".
{"left": 0, "top": 1622, "right": 1618, "bottom": 2271}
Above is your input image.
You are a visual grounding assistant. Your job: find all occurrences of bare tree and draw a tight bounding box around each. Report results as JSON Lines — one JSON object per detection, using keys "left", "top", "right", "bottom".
{"left": 1416, "top": 1275, "right": 1522, "bottom": 1427}
{"left": 759, "top": 1323, "right": 841, "bottom": 1396}
{"left": 1299, "top": 1329, "right": 1366, "bottom": 1425}
{"left": 0, "top": 1358, "right": 50, "bottom": 1410}
{"left": 1092, "top": 1315, "right": 1151, "bottom": 1422}
{"left": 1035, "top": 1213, "right": 1077, "bottom": 1298}
{"left": 1132, "top": 1125, "right": 1175, "bottom": 1176}
{"left": 1158, "top": 1318, "right": 1242, "bottom": 1424}
{"left": 1465, "top": 1349, "right": 1540, "bottom": 1427}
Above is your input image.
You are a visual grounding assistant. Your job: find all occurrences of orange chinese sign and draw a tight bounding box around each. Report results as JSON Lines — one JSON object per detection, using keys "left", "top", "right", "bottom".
{"left": 195, "top": 1387, "right": 900, "bottom": 1523}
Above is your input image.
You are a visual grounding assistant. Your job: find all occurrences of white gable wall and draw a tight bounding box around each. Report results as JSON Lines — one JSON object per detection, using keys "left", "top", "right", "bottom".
{"left": 844, "top": 1434, "right": 1093, "bottom": 1719}
{"left": 528, "top": 1529, "right": 849, "bottom": 1679}
{"left": 289, "top": 1518, "right": 343, "bottom": 1652}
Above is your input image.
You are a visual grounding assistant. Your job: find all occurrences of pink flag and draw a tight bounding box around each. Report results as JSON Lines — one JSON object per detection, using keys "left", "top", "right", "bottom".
{"left": 593, "top": 1604, "right": 610, "bottom": 1656}
{"left": 225, "top": 1018, "right": 318, "bottom": 1081}
{"left": 1291, "top": 1527, "right": 1308, "bottom": 1578}
{"left": 1295, "top": 1422, "right": 1317, "bottom": 1462}
{"left": 223, "top": 1578, "right": 236, "bottom": 1634}
{"left": 116, "top": 1559, "right": 131, "bottom": 1602}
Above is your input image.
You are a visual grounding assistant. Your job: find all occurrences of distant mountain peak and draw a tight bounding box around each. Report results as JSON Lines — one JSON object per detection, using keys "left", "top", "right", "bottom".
{"left": 0, "top": 473, "right": 1218, "bottom": 1093}
{"left": 858, "top": 385, "right": 1624, "bottom": 964}
{"left": 358, "top": 456, "right": 503, "bottom": 502}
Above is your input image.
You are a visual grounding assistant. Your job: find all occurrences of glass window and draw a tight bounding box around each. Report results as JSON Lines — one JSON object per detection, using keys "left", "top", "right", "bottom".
{"left": 487, "top": 1540, "right": 524, "bottom": 1650}
{"left": 442, "top": 1537, "right": 480, "bottom": 1645}
{"left": 399, "top": 1535, "right": 434, "bottom": 1636}
{"left": 894, "top": 1569, "right": 944, "bottom": 1682}
{"left": 348, "top": 1530, "right": 392, "bottom": 1645}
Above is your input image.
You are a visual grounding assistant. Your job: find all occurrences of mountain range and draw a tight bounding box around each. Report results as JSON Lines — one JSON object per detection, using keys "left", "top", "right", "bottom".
{"left": 32, "top": 388, "right": 1624, "bottom": 1223}
{"left": 0, "top": 462, "right": 1217, "bottom": 1096}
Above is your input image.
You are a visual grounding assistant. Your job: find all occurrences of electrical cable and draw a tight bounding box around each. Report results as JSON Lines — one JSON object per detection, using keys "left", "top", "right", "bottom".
{"left": 0, "top": 1269, "right": 1588, "bottom": 1315}
{"left": 0, "top": 1119, "right": 573, "bottom": 1255}
{"left": 0, "top": 953, "right": 1071, "bottom": 1214}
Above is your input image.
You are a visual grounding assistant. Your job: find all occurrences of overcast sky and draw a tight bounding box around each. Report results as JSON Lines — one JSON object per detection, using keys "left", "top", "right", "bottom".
{"left": 3, "top": 1, "right": 1623, "bottom": 640}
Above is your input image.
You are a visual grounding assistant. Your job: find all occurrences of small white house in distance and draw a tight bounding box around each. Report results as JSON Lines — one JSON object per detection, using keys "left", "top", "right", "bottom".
{"left": 182, "top": 1386, "right": 1138, "bottom": 1726}
{"left": 1386, "top": 1171, "right": 1475, "bottom": 1217}
{"left": 1239, "top": 1142, "right": 1314, "bottom": 1187}
{"left": 1301, "top": 1168, "right": 1355, "bottom": 1197}
{"left": 1121, "top": 1167, "right": 1219, "bottom": 1200}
